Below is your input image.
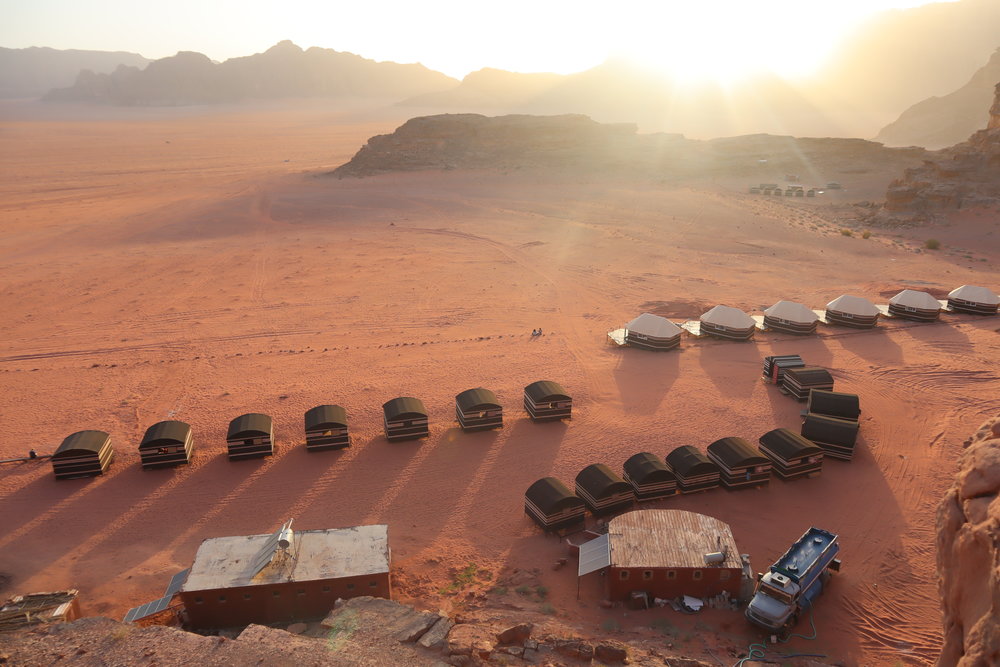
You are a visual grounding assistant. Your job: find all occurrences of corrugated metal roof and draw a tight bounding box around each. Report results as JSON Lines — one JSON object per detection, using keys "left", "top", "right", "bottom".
{"left": 608, "top": 509, "right": 741, "bottom": 569}
{"left": 181, "top": 525, "right": 390, "bottom": 592}
{"left": 578, "top": 533, "right": 611, "bottom": 576}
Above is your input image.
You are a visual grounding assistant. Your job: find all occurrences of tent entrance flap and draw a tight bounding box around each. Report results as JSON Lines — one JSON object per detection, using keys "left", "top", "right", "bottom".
{"left": 578, "top": 533, "right": 611, "bottom": 576}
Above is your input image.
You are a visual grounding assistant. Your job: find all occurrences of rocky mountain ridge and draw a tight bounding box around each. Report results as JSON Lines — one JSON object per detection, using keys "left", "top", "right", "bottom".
{"left": 43, "top": 41, "right": 457, "bottom": 105}
{"left": 883, "top": 81, "right": 1000, "bottom": 215}
{"left": 0, "top": 46, "right": 149, "bottom": 99}
{"left": 876, "top": 48, "right": 1000, "bottom": 149}
{"left": 330, "top": 112, "right": 928, "bottom": 182}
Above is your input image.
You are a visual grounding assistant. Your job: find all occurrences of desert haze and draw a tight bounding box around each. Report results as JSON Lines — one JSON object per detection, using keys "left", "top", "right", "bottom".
{"left": 1, "top": 95, "right": 999, "bottom": 666}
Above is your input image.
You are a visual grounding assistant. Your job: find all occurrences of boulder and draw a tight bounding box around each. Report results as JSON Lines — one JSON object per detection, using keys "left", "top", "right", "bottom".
{"left": 595, "top": 640, "right": 630, "bottom": 663}
{"left": 446, "top": 624, "right": 495, "bottom": 659}
{"left": 496, "top": 622, "right": 533, "bottom": 645}
{"left": 394, "top": 611, "right": 441, "bottom": 643}
{"left": 418, "top": 616, "right": 455, "bottom": 649}
{"left": 555, "top": 639, "right": 595, "bottom": 661}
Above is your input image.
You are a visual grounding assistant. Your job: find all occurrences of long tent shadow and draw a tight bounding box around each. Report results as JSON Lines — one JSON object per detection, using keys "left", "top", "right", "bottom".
{"left": 464, "top": 418, "right": 567, "bottom": 534}
{"left": 380, "top": 426, "right": 499, "bottom": 542}
{"left": 0, "top": 460, "right": 91, "bottom": 540}
{"left": 4, "top": 453, "right": 181, "bottom": 588}
{"left": 67, "top": 442, "right": 344, "bottom": 588}
{"left": 696, "top": 342, "right": 766, "bottom": 400}
{"left": 832, "top": 326, "right": 905, "bottom": 366}
{"left": 612, "top": 347, "right": 680, "bottom": 415}
{"left": 290, "top": 432, "right": 424, "bottom": 530}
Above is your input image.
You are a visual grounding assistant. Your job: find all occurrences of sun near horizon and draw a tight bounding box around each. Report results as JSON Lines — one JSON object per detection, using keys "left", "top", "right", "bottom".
{"left": 2, "top": 0, "right": 958, "bottom": 84}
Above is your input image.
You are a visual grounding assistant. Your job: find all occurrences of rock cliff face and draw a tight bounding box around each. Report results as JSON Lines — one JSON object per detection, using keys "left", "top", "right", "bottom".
{"left": 936, "top": 415, "right": 1000, "bottom": 666}
{"left": 884, "top": 81, "right": 1000, "bottom": 214}
{"left": 876, "top": 49, "right": 1000, "bottom": 150}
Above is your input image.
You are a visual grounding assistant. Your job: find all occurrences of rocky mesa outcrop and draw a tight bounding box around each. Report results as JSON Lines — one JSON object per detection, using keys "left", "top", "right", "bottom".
{"left": 936, "top": 414, "right": 1000, "bottom": 666}
{"left": 884, "top": 81, "right": 1000, "bottom": 214}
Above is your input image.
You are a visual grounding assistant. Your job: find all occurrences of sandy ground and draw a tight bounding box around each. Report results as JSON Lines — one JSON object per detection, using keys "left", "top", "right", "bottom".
{"left": 2, "top": 99, "right": 1000, "bottom": 666}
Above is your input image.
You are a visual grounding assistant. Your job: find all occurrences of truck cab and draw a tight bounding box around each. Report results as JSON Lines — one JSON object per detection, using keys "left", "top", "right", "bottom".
{"left": 745, "top": 527, "right": 839, "bottom": 632}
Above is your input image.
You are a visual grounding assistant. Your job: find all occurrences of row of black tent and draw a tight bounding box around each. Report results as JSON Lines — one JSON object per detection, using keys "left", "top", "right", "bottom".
{"left": 763, "top": 355, "right": 862, "bottom": 460}
{"left": 49, "top": 381, "right": 573, "bottom": 479}
{"left": 524, "top": 429, "right": 828, "bottom": 532}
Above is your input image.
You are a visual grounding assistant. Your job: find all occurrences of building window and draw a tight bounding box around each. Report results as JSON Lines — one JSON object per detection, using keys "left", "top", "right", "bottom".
{"left": 693, "top": 570, "right": 703, "bottom": 580}
{"left": 619, "top": 570, "right": 630, "bottom": 581}
{"left": 273, "top": 591, "right": 281, "bottom": 598}
{"left": 218, "top": 595, "right": 227, "bottom": 603}
{"left": 642, "top": 570, "right": 653, "bottom": 581}
{"left": 720, "top": 570, "right": 731, "bottom": 581}
{"left": 297, "top": 589, "right": 306, "bottom": 596}
{"left": 666, "top": 570, "right": 677, "bottom": 580}
{"left": 243, "top": 593, "right": 252, "bottom": 600}
{"left": 194, "top": 597, "right": 203, "bottom": 604}
{"left": 347, "top": 583, "right": 355, "bottom": 591}
{"left": 322, "top": 585, "right": 331, "bottom": 593}
{"left": 369, "top": 581, "right": 378, "bottom": 588}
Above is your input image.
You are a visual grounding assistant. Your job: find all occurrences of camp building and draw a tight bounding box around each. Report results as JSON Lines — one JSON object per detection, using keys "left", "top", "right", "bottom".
{"left": 665, "top": 446, "right": 720, "bottom": 493}
{"left": 139, "top": 420, "right": 194, "bottom": 468}
{"left": 180, "top": 523, "right": 390, "bottom": 629}
{"left": 622, "top": 452, "right": 677, "bottom": 501}
{"left": 758, "top": 428, "right": 823, "bottom": 479}
{"left": 888, "top": 289, "right": 942, "bottom": 322}
{"left": 802, "top": 414, "right": 860, "bottom": 461}
{"left": 382, "top": 397, "right": 429, "bottom": 441}
{"left": 523, "top": 380, "right": 572, "bottom": 421}
{"left": 780, "top": 366, "right": 834, "bottom": 401}
{"left": 624, "top": 313, "right": 682, "bottom": 351}
{"left": 699, "top": 305, "right": 755, "bottom": 341}
{"left": 52, "top": 430, "right": 114, "bottom": 479}
{"left": 303, "top": 405, "right": 350, "bottom": 451}
{"left": 706, "top": 437, "right": 771, "bottom": 489}
{"left": 806, "top": 390, "right": 860, "bottom": 422}
{"left": 825, "top": 295, "right": 880, "bottom": 328}
{"left": 524, "top": 477, "right": 586, "bottom": 532}
{"left": 227, "top": 413, "right": 274, "bottom": 460}
{"left": 578, "top": 509, "right": 747, "bottom": 603}
{"left": 455, "top": 387, "right": 503, "bottom": 432}
{"left": 763, "top": 301, "right": 819, "bottom": 335}
{"left": 947, "top": 285, "right": 999, "bottom": 315}
{"left": 575, "top": 464, "right": 634, "bottom": 516}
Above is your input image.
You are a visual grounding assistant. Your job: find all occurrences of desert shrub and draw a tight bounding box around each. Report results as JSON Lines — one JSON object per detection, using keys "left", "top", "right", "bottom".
{"left": 540, "top": 602, "right": 556, "bottom": 615}
{"left": 840, "top": 228, "right": 853, "bottom": 237}
{"left": 491, "top": 586, "right": 508, "bottom": 596}
{"left": 601, "top": 618, "right": 620, "bottom": 633}
{"left": 862, "top": 230, "right": 871, "bottom": 239}
{"left": 650, "top": 618, "right": 676, "bottom": 636}
{"left": 515, "top": 585, "right": 532, "bottom": 596}
{"left": 925, "top": 238, "right": 941, "bottom": 250}
{"left": 535, "top": 585, "right": 549, "bottom": 600}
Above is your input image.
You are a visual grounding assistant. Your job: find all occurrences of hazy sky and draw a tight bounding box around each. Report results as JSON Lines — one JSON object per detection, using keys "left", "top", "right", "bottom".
{"left": 2, "top": 0, "right": 956, "bottom": 80}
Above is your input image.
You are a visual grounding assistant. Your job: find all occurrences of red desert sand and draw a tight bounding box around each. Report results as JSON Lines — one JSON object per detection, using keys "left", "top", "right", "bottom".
{"left": 2, "top": 99, "right": 999, "bottom": 665}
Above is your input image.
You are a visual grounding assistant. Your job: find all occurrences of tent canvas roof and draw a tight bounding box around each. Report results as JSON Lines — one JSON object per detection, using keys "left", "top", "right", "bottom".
{"left": 525, "top": 477, "right": 582, "bottom": 514}
{"left": 455, "top": 387, "right": 500, "bottom": 411}
{"left": 764, "top": 300, "right": 819, "bottom": 324}
{"left": 140, "top": 421, "right": 191, "bottom": 448}
{"left": 382, "top": 396, "right": 427, "bottom": 419}
{"left": 304, "top": 405, "right": 348, "bottom": 429}
{"left": 700, "top": 305, "right": 754, "bottom": 329}
{"left": 55, "top": 430, "right": 110, "bottom": 456}
{"left": 228, "top": 413, "right": 272, "bottom": 438}
{"left": 949, "top": 285, "right": 1000, "bottom": 305}
{"left": 890, "top": 289, "right": 942, "bottom": 310}
{"left": 626, "top": 313, "right": 682, "bottom": 338}
{"left": 826, "top": 294, "right": 879, "bottom": 316}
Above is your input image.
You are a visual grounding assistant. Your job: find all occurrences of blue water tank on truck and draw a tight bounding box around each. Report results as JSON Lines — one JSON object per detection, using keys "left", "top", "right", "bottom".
{"left": 745, "top": 527, "right": 841, "bottom": 632}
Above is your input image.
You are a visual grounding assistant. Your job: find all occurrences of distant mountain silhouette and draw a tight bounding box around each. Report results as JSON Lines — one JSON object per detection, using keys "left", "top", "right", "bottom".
{"left": 0, "top": 46, "right": 150, "bottom": 98}
{"left": 875, "top": 48, "right": 1000, "bottom": 149}
{"left": 400, "top": 60, "right": 840, "bottom": 140}
{"left": 806, "top": 0, "right": 1000, "bottom": 117}
{"left": 44, "top": 41, "right": 457, "bottom": 105}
